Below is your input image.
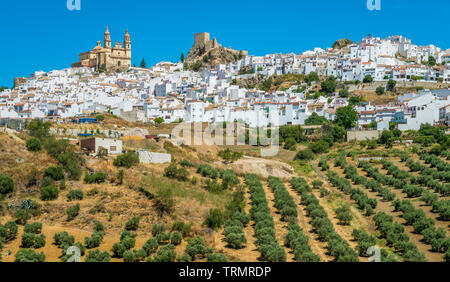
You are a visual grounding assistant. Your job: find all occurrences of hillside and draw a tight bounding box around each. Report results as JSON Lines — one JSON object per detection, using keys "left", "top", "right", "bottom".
{"left": 0, "top": 118, "right": 449, "bottom": 263}
{"left": 332, "top": 38, "right": 354, "bottom": 49}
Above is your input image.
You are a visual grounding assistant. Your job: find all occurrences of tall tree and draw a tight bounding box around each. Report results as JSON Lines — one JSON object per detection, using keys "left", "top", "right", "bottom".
{"left": 181, "top": 53, "right": 185, "bottom": 63}
{"left": 428, "top": 56, "right": 436, "bottom": 66}
{"left": 335, "top": 106, "right": 358, "bottom": 129}
{"left": 140, "top": 58, "right": 146, "bottom": 69}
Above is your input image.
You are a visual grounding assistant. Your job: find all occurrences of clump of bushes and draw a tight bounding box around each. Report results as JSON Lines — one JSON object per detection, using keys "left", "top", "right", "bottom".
{"left": 294, "top": 149, "right": 315, "bottom": 161}
{"left": 26, "top": 138, "right": 42, "bottom": 152}
{"left": 125, "top": 216, "right": 140, "bottom": 231}
{"left": 112, "top": 230, "right": 137, "bottom": 258}
{"left": 44, "top": 166, "right": 65, "bottom": 181}
{"left": 197, "top": 164, "right": 219, "bottom": 179}
{"left": 54, "top": 232, "right": 75, "bottom": 248}
{"left": 14, "top": 249, "right": 45, "bottom": 262}
{"left": 224, "top": 212, "right": 249, "bottom": 249}
{"left": 207, "top": 253, "right": 228, "bottom": 262}
{"left": 335, "top": 205, "right": 353, "bottom": 225}
{"left": 0, "top": 174, "right": 14, "bottom": 196}
{"left": 84, "top": 172, "right": 107, "bottom": 184}
{"left": 180, "top": 159, "right": 193, "bottom": 167}
{"left": 218, "top": 149, "right": 242, "bottom": 163}
{"left": 67, "top": 189, "right": 84, "bottom": 201}
{"left": 40, "top": 185, "right": 59, "bottom": 201}
{"left": 85, "top": 249, "right": 110, "bottom": 262}
{"left": 113, "top": 152, "right": 139, "bottom": 168}
{"left": 21, "top": 233, "right": 46, "bottom": 249}
{"left": 203, "top": 209, "right": 224, "bottom": 230}
{"left": 24, "top": 222, "right": 42, "bottom": 234}
{"left": 0, "top": 221, "right": 19, "bottom": 242}
{"left": 66, "top": 204, "right": 80, "bottom": 221}
{"left": 185, "top": 236, "right": 213, "bottom": 261}
{"left": 164, "top": 163, "right": 189, "bottom": 181}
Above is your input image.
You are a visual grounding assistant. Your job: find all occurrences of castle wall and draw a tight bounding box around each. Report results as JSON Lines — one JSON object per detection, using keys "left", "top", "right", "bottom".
{"left": 195, "top": 33, "right": 210, "bottom": 46}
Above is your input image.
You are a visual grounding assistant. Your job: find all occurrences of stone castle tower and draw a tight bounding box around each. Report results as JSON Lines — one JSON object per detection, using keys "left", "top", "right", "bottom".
{"left": 72, "top": 27, "right": 132, "bottom": 71}
{"left": 185, "top": 32, "right": 248, "bottom": 65}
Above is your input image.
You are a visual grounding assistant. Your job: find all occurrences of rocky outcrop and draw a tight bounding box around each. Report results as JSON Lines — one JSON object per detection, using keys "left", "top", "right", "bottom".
{"left": 332, "top": 38, "right": 354, "bottom": 49}
{"left": 184, "top": 32, "right": 248, "bottom": 71}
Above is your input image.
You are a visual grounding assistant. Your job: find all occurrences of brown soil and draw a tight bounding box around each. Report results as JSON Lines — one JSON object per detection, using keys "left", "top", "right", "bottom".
{"left": 260, "top": 182, "right": 295, "bottom": 262}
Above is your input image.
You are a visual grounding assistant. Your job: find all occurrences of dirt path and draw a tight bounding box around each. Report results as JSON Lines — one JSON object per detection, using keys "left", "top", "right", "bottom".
{"left": 284, "top": 182, "right": 334, "bottom": 262}
{"left": 346, "top": 161, "right": 446, "bottom": 262}
{"left": 261, "top": 182, "right": 295, "bottom": 262}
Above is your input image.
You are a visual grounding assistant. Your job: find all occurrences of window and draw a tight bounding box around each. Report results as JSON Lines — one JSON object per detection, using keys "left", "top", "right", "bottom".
{"left": 110, "top": 146, "right": 117, "bottom": 152}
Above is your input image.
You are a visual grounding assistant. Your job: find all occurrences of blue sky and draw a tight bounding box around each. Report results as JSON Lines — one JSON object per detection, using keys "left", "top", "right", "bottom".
{"left": 0, "top": 0, "right": 449, "bottom": 87}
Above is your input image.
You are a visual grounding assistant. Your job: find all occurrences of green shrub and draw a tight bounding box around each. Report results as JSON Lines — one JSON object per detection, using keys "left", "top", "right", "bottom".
{"left": 112, "top": 242, "right": 127, "bottom": 258}
{"left": 40, "top": 185, "right": 59, "bottom": 201}
{"left": 125, "top": 216, "right": 140, "bottom": 231}
{"left": 170, "top": 231, "right": 183, "bottom": 245}
{"left": 185, "top": 236, "right": 212, "bottom": 260}
{"left": 85, "top": 249, "right": 110, "bottom": 262}
{"left": 177, "top": 253, "right": 192, "bottom": 262}
{"left": 312, "top": 180, "right": 323, "bottom": 189}
{"left": 218, "top": 149, "right": 243, "bottom": 163}
{"left": 113, "top": 152, "right": 139, "bottom": 168}
{"left": 84, "top": 231, "right": 104, "bottom": 249}
{"left": 66, "top": 204, "right": 80, "bottom": 221}
{"left": 14, "top": 209, "right": 31, "bottom": 225}
{"left": 24, "top": 222, "right": 42, "bottom": 234}
{"left": 164, "top": 164, "right": 190, "bottom": 181}
{"left": 123, "top": 250, "right": 135, "bottom": 262}
{"left": 171, "top": 222, "right": 191, "bottom": 237}
{"left": 142, "top": 238, "right": 159, "bottom": 256}
{"left": 152, "top": 224, "right": 166, "bottom": 237}
{"left": 21, "top": 233, "right": 46, "bottom": 249}
{"left": 14, "top": 249, "right": 45, "bottom": 262}
{"left": 0, "top": 221, "right": 18, "bottom": 242}
{"left": 294, "top": 149, "right": 315, "bottom": 161}
{"left": 310, "top": 140, "right": 330, "bottom": 154}
{"left": 67, "top": 190, "right": 84, "bottom": 201}
{"left": 94, "top": 221, "right": 105, "bottom": 233}
{"left": 53, "top": 232, "right": 75, "bottom": 247}
{"left": 0, "top": 174, "right": 14, "bottom": 195}
{"left": 44, "top": 166, "right": 65, "bottom": 181}
{"left": 180, "top": 159, "right": 193, "bottom": 167}
{"left": 26, "top": 138, "right": 42, "bottom": 152}
{"left": 207, "top": 253, "right": 228, "bottom": 262}
{"left": 197, "top": 164, "right": 219, "bottom": 179}
{"left": 153, "top": 244, "right": 176, "bottom": 262}
{"left": 225, "top": 232, "right": 247, "bottom": 249}
{"left": 122, "top": 236, "right": 136, "bottom": 250}
{"left": 336, "top": 206, "right": 353, "bottom": 225}
{"left": 84, "top": 172, "right": 107, "bottom": 184}
{"left": 203, "top": 209, "right": 224, "bottom": 229}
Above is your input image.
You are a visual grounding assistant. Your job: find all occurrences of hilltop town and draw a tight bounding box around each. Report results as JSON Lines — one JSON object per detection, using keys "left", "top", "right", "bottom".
{"left": 1, "top": 29, "right": 450, "bottom": 264}
{"left": 1, "top": 31, "right": 449, "bottom": 132}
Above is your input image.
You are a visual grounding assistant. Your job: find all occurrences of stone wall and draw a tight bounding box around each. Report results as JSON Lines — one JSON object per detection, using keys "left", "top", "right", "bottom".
{"left": 138, "top": 150, "right": 171, "bottom": 164}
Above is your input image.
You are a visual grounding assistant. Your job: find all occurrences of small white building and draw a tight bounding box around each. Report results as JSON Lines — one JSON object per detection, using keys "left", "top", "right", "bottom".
{"left": 80, "top": 138, "right": 123, "bottom": 155}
